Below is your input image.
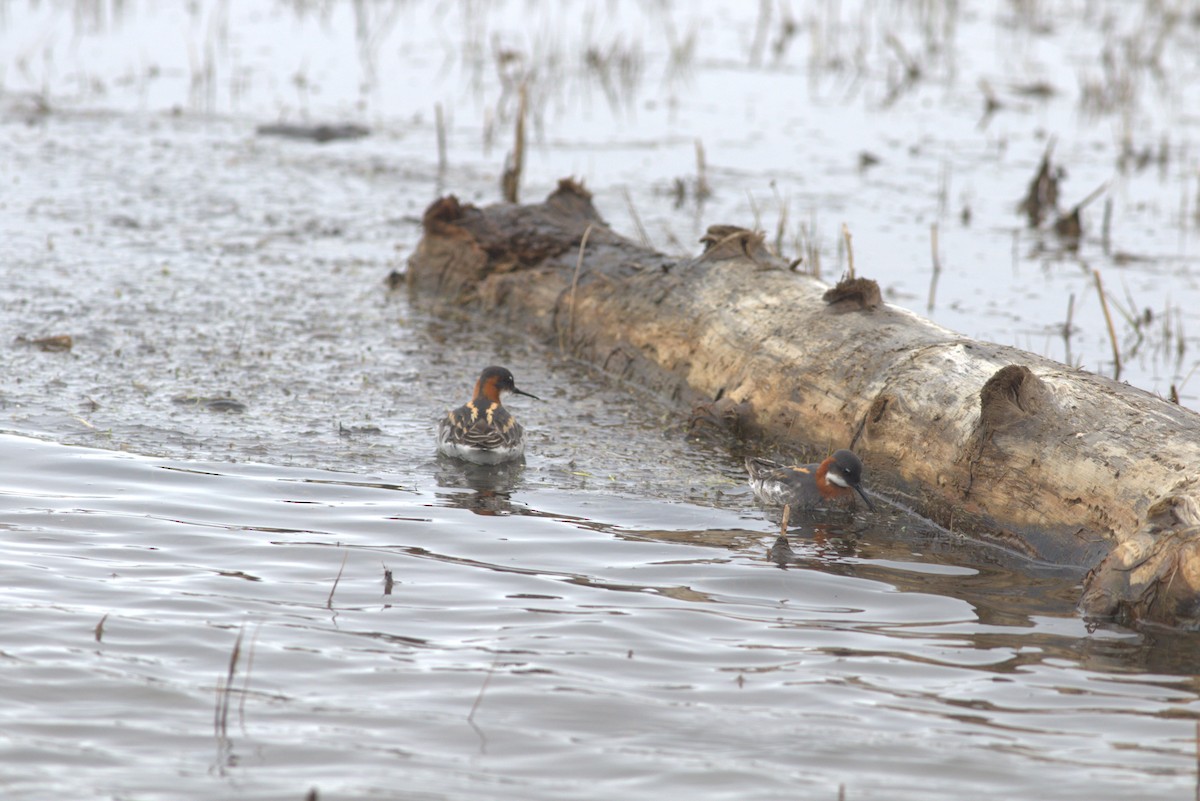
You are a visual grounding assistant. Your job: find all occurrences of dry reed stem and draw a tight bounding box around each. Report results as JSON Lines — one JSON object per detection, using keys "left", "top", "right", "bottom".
{"left": 435, "top": 102, "right": 447, "bottom": 178}
{"left": 215, "top": 625, "right": 245, "bottom": 741}
{"left": 770, "top": 183, "right": 788, "bottom": 257}
{"left": 1102, "top": 196, "right": 1113, "bottom": 253}
{"left": 239, "top": 622, "right": 263, "bottom": 727}
{"left": 468, "top": 651, "right": 502, "bottom": 723}
{"left": 694, "top": 139, "right": 711, "bottom": 200}
{"left": 622, "top": 188, "right": 650, "bottom": 248}
{"left": 501, "top": 83, "right": 527, "bottom": 203}
{"left": 1062, "top": 293, "right": 1076, "bottom": 365}
{"left": 563, "top": 223, "right": 595, "bottom": 352}
{"left": 927, "top": 222, "right": 941, "bottom": 312}
{"left": 842, "top": 223, "right": 855, "bottom": 279}
{"left": 1094, "top": 269, "right": 1122, "bottom": 379}
{"left": 746, "top": 190, "right": 761, "bottom": 230}
{"left": 326, "top": 550, "right": 349, "bottom": 609}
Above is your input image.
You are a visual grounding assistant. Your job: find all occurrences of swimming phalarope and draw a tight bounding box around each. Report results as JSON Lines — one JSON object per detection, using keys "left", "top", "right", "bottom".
{"left": 745, "top": 449, "right": 875, "bottom": 511}
{"left": 437, "top": 366, "right": 539, "bottom": 464}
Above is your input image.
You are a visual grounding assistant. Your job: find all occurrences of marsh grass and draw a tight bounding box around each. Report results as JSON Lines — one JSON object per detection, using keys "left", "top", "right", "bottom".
{"left": 8, "top": 0, "right": 1200, "bottom": 411}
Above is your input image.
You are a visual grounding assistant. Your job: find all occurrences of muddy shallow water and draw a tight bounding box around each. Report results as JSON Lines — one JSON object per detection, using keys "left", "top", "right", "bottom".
{"left": 3, "top": 1, "right": 1200, "bottom": 799}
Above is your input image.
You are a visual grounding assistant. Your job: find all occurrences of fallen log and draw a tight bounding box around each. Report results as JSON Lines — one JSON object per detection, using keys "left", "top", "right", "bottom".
{"left": 406, "top": 179, "right": 1200, "bottom": 629}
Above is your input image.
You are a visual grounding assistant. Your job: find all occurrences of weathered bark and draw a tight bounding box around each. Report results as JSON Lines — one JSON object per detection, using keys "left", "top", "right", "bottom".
{"left": 406, "top": 180, "right": 1200, "bottom": 629}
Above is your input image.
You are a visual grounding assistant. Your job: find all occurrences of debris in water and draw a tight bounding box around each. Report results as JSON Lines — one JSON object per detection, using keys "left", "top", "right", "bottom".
{"left": 172, "top": 395, "right": 248, "bottom": 413}
{"left": 16, "top": 334, "right": 74, "bottom": 352}
{"left": 256, "top": 123, "right": 369, "bottom": 143}
{"left": 1017, "top": 137, "right": 1062, "bottom": 227}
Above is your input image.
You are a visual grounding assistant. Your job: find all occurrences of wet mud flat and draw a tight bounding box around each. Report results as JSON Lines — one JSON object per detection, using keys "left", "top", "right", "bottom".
{"left": 2, "top": 1, "right": 1200, "bottom": 799}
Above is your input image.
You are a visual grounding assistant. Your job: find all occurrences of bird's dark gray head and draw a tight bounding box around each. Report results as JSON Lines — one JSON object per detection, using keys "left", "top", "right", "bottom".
{"left": 826, "top": 449, "right": 864, "bottom": 486}
{"left": 824, "top": 449, "right": 875, "bottom": 510}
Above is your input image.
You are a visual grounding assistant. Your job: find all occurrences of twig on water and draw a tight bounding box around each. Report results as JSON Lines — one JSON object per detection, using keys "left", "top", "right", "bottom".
{"left": 215, "top": 625, "right": 245, "bottom": 742}
{"left": 238, "top": 621, "right": 263, "bottom": 729}
{"left": 1093, "top": 269, "right": 1122, "bottom": 379}
{"left": 468, "top": 651, "right": 503, "bottom": 753}
{"left": 468, "top": 652, "right": 501, "bottom": 723}
{"left": 94, "top": 612, "right": 109, "bottom": 643}
{"left": 1054, "top": 181, "right": 1108, "bottom": 240}
{"left": 779, "top": 504, "right": 791, "bottom": 536}
{"left": 327, "top": 549, "right": 349, "bottom": 609}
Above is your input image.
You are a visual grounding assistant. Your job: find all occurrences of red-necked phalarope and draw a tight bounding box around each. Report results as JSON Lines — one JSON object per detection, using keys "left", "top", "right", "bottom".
{"left": 745, "top": 449, "right": 875, "bottom": 511}
{"left": 437, "top": 366, "right": 539, "bottom": 464}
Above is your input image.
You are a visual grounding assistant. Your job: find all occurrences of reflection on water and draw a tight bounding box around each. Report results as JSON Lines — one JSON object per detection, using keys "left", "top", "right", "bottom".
{"left": 434, "top": 455, "right": 526, "bottom": 515}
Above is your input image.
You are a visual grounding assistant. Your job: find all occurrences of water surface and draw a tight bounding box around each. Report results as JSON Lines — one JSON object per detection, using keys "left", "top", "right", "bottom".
{"left": 2, "top": 2, "right": 1200, "bottom": 799}
{"left": 1, "top": 433, "right": 1196, "bottom": 800}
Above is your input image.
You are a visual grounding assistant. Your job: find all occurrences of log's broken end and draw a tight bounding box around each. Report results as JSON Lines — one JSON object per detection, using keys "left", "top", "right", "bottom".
{"left": 1081, "top": 486, "right": 1200, "bottom": 628}
{"left": 822, "top": 277, "right": 881, "bottom": 311}
{"left": 408, "top": 195, "right": 490, "bottom": 302}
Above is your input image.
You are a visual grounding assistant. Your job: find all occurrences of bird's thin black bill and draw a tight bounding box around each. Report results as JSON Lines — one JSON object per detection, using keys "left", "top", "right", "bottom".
{"left": 854, "top": 485, "right": 877, "bottom": 512}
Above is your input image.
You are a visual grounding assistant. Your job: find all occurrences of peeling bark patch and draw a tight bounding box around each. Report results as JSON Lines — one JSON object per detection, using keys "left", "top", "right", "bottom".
{"left": 870, "top": 394, "right": 891, "bottom": 424}
{"left": 407, "top": 197, "right": 490, "bottom": 302}
{"left": 852, "top": 393, "right": 891, "bottom": 450}
{"left": 822, "top": 277, "right": 881, "bottom": 311}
